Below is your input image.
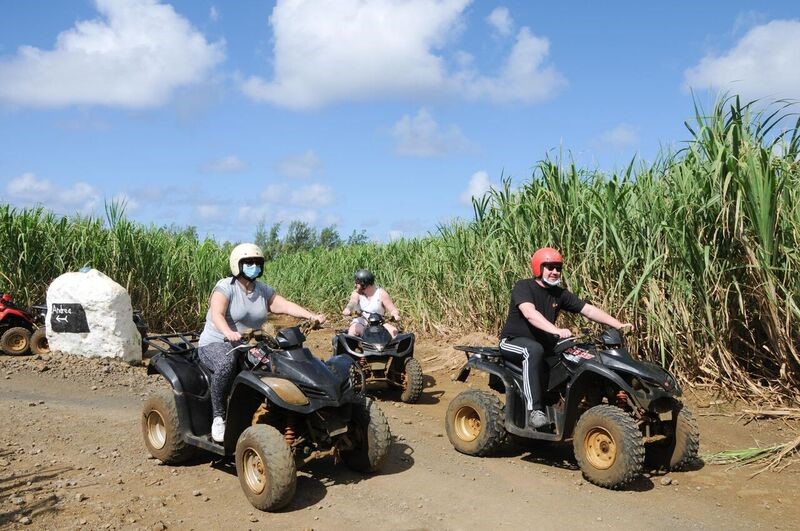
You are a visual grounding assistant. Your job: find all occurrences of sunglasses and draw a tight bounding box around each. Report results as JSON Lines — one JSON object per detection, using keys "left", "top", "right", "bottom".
{"left": 242, "top": 259, "right": 262, "bottom": 266}
{"left": 543, "top": 263, "right": 563, "bottom": 272}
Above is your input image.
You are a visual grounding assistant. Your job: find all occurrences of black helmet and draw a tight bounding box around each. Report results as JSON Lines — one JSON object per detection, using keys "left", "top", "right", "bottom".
{"left": 354, "top": 269, "right": 375, "bottom": 286}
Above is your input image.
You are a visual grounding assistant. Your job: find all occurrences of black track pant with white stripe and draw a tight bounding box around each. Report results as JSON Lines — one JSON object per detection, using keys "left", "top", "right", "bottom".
{"left": 499, "top": 336, "right": 545, "bottom": 411}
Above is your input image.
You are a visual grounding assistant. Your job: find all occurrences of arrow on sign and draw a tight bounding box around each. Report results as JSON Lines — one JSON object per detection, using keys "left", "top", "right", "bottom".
{"left": 56, "top": 315, "right": 68, "bottom": 323}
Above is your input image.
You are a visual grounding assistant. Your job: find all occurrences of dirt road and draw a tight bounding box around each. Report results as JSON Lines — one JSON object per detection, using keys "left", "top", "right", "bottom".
{"left": 1, "top": 327, "right": 798, "bottom": 530}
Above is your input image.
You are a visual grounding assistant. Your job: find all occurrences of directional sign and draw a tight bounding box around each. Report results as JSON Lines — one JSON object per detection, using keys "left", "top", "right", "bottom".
{"left": 50, "top": 303, "right": 90, "bottom": 333}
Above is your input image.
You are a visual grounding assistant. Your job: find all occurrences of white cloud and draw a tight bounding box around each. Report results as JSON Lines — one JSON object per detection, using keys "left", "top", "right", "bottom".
{"left": 277, "top": 150, "right": 322, "bottom": 178}
{"left": 594, "top": 124, "right": 639, "bottom": 150}
{"left": 460, "top": 170, "right": 495, "bottom": 205}
{"left": 202, "top": 155, "right": 246, "bottom": 173}
{"left": 392, "top": 108, "right": 475, "bottom": 157}
{"left": 290, "top": 184, "right": 334, "bottom": 208}
{"left": 0, "top": 0, "right": 225, "bottom": 108}
{"left": 7, "top": 172, "right": 51, "bottom": 197}
{"left": 487, "top": 7, "right": 513, "bottom": 36}
{"left": 458, "top": 27, "right": 566, "bottom": 104}
{"left": 684, "top": 19, "right": 800, "bottom": 100}
{"left": 388, "top": 230, "right": 405, "bottom": 241}
{"left": 197, "top": 204, "right": 223, "bottom": 221}
{"left": 261, "top": 183, "right": 288, "bottom": 203}
{"left": 5, "top": 172, "right": 100, "bottom": 213}
{"left": 209, "top": 6, "right": 220, "bottom": 23}
{"left": 260, "top": 182, "right": 334, "bottom": 208}
{"left": 110, "top": 192, "right": 139, "bottom": 213}
{"left": 241, "top": 0, "right": 564, "bottom": 109}
{"left": 238, "top": 205, "right": 318, "bottom": 225}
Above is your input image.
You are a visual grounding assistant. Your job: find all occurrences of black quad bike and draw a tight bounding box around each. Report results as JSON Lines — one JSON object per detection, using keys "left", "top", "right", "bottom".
{"left": 332, "top": 312, "right": 423, "bottom": 403}
{"left": 142, "top": 326, "right": 392, "bottom": 511}
{"left": 445, "top": 329, "right": 699, "bottom": 489}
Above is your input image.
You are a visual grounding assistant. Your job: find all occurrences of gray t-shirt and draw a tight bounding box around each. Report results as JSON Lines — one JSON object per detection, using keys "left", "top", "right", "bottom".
{"left": 198, "top": 278, "right": 276, "bottom": 346}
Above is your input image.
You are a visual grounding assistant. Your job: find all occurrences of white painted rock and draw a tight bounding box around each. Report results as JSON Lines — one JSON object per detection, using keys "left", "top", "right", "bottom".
{"left": 46, "top": 269, "right": 141, "bottom": 362}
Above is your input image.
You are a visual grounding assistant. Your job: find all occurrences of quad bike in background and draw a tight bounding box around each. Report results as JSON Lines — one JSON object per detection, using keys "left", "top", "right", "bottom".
{"left": 29, "top": 303, "right": 49, "bottom": 356}
{"left": 0, "top": 292, "right": 38, "bottom": 355}
{"left": 445, "top": 328, "right": 700, "bottom": 489}
{"left": 25, "top": 304, "right": 149, "bottom": 357}
{"left": 142, "top": 324, "right": 391, "bottom": 512}
{"left": 132, "top": 310, "right": 149, "bottom": 354}
{"left": 331, "top": 312, "right": 423, "bottom": 403}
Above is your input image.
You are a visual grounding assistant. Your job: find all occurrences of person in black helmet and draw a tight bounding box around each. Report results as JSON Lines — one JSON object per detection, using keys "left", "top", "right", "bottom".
{"left": 197, "top": 243, "right": 327, "bottom": 443}
{"left": 342, "top": 269, "right": 401, "bottom": 337}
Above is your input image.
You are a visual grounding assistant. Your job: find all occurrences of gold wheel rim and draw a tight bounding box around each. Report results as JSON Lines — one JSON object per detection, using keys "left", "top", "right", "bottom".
{"left": 584, "top": 427, "right": 617, "bottom": 470}
{"left": 34, "top": 335, "right": 48, "bottom": 350}
{"left": 146, "top": 411, "right": 166, "bottom": 450}
{"left": 8, "top": 333, "right": 27, "bottom": 353}
{"left": 453, "top": 405, "right": 481, "bottom": 442}
{"left": 243, "top": 448, "right": 267, "bottom": 495}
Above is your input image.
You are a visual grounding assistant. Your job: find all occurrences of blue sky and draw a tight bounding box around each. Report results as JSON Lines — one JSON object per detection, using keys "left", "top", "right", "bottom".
{"left": 1, "top": 1, "right": 798, "bottom": 243}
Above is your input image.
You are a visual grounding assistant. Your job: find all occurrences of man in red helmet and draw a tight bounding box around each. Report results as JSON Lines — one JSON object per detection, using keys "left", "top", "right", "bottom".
{"left": 499, "top": 247, "right": 632, "bottom": 429}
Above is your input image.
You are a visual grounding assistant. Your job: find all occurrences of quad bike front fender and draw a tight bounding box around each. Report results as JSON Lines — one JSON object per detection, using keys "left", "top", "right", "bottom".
{"left": 562, "top": 365, "right": 638, "bottom": 439}
{"left": 230, "top": 371, "right": 313, "bottom": 413}
{"left": 226, "top": 371, "right": 352, "bottom": 453}
{"left": 332, "top": 333, "right": 361, "bottom": 356}
{"left": 332, "top": 332, "right": 415, "bottom": 358}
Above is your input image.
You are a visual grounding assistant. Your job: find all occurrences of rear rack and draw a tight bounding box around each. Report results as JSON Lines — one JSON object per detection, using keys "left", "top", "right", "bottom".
{"left": 454, "top": 345, "right": 502, "bottom": 361}
{"left": 143, "top": 331, "right": 200, "bottom": 355}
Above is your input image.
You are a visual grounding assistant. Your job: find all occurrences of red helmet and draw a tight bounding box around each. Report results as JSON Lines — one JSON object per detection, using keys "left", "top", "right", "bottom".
{"left": 530, "top": 247, "right": 563, "bottom": 277}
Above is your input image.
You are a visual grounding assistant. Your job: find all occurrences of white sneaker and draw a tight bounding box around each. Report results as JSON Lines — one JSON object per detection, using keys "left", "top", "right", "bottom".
{"left": 211, "top": 416, "right": 225, "bottom": 443}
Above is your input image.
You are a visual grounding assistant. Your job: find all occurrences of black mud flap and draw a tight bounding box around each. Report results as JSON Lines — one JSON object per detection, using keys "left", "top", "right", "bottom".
{"left": 488, "top": 373, "right": 505, "bottom": 394}
{"left": 455, "top": 363, "right": 471, "bottom": 382}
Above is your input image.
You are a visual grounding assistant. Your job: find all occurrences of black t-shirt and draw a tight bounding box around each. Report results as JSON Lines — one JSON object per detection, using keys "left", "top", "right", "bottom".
{"left": 499, "top": 279, "right": 586, "bottom": 343}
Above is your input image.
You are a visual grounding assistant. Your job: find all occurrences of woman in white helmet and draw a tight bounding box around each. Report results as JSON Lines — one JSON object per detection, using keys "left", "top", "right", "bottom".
{"left": 197, "top": 243, "right": 327, "bottom": 443}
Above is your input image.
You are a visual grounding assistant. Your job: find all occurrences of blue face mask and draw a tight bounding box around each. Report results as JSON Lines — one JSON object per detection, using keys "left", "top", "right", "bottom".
{"left": 242, "top": 264, "right": 262, "bottom": 280}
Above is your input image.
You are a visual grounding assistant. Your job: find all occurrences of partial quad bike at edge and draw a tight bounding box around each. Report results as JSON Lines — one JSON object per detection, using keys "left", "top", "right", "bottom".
{"left": 142, "top": 325, "right": 392, "bottom": 512}
{"left": 445, "top": 329, "right": 700, "bottom": 489}
{"left": 332, "top": 312, "right": 423, "bottom": 403}
{"left": 0, "top": 292, "right": 44, "bottom": 356}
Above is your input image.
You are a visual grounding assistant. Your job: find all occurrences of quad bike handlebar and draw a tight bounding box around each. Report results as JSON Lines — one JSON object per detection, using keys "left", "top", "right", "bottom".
{"left": 345, "top": 309, "right": 398, "bottom": 322}
{"left": 552, "top": 327, "right": 627, "bottom": 353}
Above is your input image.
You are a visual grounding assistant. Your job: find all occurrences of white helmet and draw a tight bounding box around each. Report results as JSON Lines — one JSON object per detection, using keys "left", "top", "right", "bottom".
{"left": 229, "top": 243, "right": 265, "bottom": 277}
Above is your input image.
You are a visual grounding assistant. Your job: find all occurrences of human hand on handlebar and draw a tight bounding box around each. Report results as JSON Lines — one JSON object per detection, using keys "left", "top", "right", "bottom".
{"left": 224, "top": 330, "right": 242, "bottom": 343}
{"left": 555, "top": 328, "right": 572, "bottom": 339}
